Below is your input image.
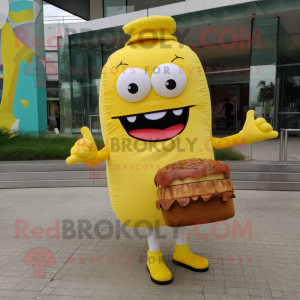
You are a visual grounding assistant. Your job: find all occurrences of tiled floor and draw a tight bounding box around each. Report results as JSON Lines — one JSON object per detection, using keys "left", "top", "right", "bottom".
{"left": 0, "top": 187, "right": 300, "bottom": 299}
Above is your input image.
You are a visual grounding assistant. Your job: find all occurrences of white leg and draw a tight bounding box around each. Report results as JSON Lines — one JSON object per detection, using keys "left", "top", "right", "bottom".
{"left": 147, "top": 227, "right": 160, "bottom": 252}
{"left": 176, "top": 227, "right": 187, "bottom": 246}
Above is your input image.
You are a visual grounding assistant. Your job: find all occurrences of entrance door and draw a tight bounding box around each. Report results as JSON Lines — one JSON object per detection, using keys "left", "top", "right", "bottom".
{"left": 47, "top": 82, "right": 60, "bottom": 132}
{"left": 240, "top": 83, "right": 249, "bottom": 128}
{"left": 47, "top": 100, "right": 60, "bottom": 132}
{"left": 210, "top": 84, "right": 237, "bottom": 134}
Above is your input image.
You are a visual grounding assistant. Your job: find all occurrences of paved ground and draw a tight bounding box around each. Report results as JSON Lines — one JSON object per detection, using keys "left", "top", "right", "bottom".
{"left": 0, "top": 187, "right": 300, "bottom": 300}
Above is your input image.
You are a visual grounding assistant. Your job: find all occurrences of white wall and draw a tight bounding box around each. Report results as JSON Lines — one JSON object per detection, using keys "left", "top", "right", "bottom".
{"left": 44, "top": 24, "right": 59, "bottom": 50}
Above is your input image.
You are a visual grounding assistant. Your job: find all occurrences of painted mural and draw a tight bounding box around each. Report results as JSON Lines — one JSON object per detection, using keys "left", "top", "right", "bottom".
{"left": 0, "top": 0, "right": 47, "bottom": 133}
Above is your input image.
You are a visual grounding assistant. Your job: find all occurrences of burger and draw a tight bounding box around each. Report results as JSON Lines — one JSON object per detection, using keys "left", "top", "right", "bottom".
{"left": 154, "top": 158, "right": 235, "bottom": 227}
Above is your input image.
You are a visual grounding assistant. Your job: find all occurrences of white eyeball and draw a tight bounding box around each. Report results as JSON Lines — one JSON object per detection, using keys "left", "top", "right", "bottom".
{"left": 116, "top": 67, "right": 151, "bottom": 102}
{"left": 151, "top": 63, "right": 187, "bottom": 98}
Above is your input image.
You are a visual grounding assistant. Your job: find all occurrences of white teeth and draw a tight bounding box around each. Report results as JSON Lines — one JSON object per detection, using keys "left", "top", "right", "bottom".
{"left": 127, "top": 116, "right": 137, "bottom": 123}
{"left": 144, "top": 111, "right": 167, "bottom": 120}
{"left": 173, "top": 109, "right": 183, "bottom": 116}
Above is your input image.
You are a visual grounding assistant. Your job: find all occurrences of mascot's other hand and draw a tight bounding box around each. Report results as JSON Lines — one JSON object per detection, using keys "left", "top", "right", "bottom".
{"left": 66, "top": 127, "right": 102, "bottom": 167}
{"left": 239, "top": 110, "right": 278, "bottom": 144}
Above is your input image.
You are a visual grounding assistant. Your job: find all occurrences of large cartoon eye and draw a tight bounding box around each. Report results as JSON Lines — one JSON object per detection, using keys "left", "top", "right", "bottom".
{"left": 116, "top": 67, "right": 151, "bottom": 102}
{"left": 151, "top": 63, "right": 187, "bottom": 98}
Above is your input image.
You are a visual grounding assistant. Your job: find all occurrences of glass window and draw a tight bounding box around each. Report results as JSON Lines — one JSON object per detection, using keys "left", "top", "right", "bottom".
{"left": 47, "top": 81, "right": 59, "bottom": 89}
{"left": 104, "top": 0, "right": 126, "bottom": 17}
{"left": 47, "top": 100, "right": 60, "bottom": 132}
{"left": 46, "top": 51, "right": 58, "bottom": 62}
{"left": 103, "top": 47, "right": 117, "bottom": 65}
{"left": 47, "top": 89, "right": 59, "bottom": 98}
{"left": 256, "top": 0, "right": 300, "bottom": 14}
{"left": 276, "top": 19, "right": 300, "bottom": 130}
{"left": 104, "top": 0, "right": 184, "bottom": 17}
{"left": 47, "top": 74, "right": 59, "bottom": 81}
{"left": 69, "top": 34, "right": 103, "bottom": 133}
{"left": 211, "top": 84, "right": 237, "bottom": 133}
{"left": 45, "top": 46, "right": 58, "bottom": 51}
{"left": 127, "top": 0, "right": 183, "bottom": 13}
{"left": 46, "top": 62, "right": 58, "bottom": 75}
{"left": 249, "top": 18, "right": 278, "bottom": 128}
{"left": 240, "top": 83, "right": 249, "bottom": 128}
{"left": 58, "top": 28, "right": 73, "bottom": 134}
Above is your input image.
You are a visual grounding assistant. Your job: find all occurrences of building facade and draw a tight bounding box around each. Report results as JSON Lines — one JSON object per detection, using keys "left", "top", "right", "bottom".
{"left": 1, "top": 0, "right": 300, "bottom": 135}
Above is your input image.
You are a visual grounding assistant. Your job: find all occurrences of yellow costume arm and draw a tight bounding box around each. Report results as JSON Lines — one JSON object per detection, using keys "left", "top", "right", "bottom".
{"left": 66, "top": 127, "right": 110, "bottom": 167}
{"left": 211, "top": 133, "right": 243, "bottom": 149}
{"left": 212, "top": 110, "right": 278, "bottom": 149}
{"left": 97, "top": 146, "right": 110, "bottom": 161}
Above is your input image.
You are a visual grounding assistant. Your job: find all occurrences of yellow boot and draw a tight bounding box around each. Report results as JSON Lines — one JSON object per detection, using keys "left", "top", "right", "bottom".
{"left": 173, "top": 244, "right": 209, "bottom": 272}
{"left": 147, "top": 250, "right": 173, "bottom": 285}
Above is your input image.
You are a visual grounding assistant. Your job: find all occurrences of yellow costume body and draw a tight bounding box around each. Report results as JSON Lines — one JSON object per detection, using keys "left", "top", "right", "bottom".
{"left": 100, "top": 43, "right": 213, "bottom": 227}
{"left": 67, "top": 16, "right": 277, "bottom": 228}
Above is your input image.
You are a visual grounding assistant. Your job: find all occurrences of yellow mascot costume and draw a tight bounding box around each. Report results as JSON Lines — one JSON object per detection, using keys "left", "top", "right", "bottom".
{"left": 67, "top": 16, "right": 278, "bottom": 285}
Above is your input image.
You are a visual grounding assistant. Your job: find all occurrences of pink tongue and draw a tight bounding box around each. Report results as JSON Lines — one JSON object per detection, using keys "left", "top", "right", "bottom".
{"left": 129, "top": 124, "right": 184, "bottom": 141}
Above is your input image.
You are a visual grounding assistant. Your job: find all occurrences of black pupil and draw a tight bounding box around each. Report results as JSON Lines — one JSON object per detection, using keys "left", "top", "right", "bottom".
{"left": 165, "top": 79, "right": 176, "bottom": 90}
{"left": 128, "top": 83, "right": 138, "bottom": 94}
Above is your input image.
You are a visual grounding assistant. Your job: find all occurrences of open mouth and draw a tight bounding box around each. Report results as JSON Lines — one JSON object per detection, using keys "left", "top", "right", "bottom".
{"left": 112, "top": 106, "right": 193, "bottom": 142}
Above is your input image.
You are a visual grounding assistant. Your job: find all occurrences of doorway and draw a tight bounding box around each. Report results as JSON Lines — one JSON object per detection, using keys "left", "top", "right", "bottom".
{"left": 47, "top": 100, "right": 60, "bottom": 132}
{"left": 210, "top": 83, "right": 249, "bottom": 134}
{"left": 210, "top": 84, "right": 237, "bottom": 134}
{"left": 239, "top": 83, "right": 249, "bottom": 130}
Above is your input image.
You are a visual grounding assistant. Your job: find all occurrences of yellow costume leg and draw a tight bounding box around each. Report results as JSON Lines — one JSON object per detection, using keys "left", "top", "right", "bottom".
{"left": 173, "top": 243, "right": 209, "bottom": 272}
{"left": 147, "top": 250, "right": 173, "bottom": 285}
{"left": 146, "top": 228, "right": 172, "bottom": 285}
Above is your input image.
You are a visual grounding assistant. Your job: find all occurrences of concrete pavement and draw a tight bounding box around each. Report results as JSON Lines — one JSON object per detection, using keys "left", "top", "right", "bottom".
{"left": 0, "top": 187, "right": 300, "bottom": 300}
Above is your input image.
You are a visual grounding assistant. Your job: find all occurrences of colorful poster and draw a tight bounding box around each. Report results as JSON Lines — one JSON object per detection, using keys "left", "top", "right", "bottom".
{"left": 0, "top": 0, "right": 47, "bottom": 133}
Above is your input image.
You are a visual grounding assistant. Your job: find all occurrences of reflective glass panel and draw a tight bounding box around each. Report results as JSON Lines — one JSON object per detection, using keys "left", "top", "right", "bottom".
{"left": 46, "top": 51, "right": 58, "bottom": 62}
{"left": 276, "top": 17, "right": 300, "bottom": 130}
{"left": 47, "top": 89, "right": 59, "bottom": 98}
{"left": 46, "top": 62, "right": 58, "bottom": 75}
{"left": 249, "top": 18, "right": 278, "bottom": 128}
{"left": 58, "top": 25, "right": 73, "bottom": 133}
{"left": 69, "top": 34, "right": 103, "bottom": 133}
{"left": 104, "top": 0, "right": 126, "bottom": 17}
{"left": 211, "top": 84, "right": 237, "bottom": 133}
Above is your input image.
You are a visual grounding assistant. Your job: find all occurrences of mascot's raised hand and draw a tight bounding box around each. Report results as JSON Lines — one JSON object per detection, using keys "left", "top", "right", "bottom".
{"left": 239, "top": 110, "right": 278, "bottom": 144}
{"left": 212, "top": 110, "right": 278, "bottom": 149}
{"left": 66, "top": 127, "right": 107, "bottom": 167}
